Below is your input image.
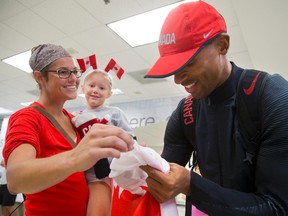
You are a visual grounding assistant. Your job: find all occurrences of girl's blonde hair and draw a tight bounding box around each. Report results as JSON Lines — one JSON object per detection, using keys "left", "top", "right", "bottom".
{"left": 81, "top": 68, "right": 113, "bottom": 88}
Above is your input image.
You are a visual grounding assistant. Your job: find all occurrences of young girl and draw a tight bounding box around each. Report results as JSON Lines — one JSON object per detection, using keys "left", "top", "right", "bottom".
{"left": 79, "top": 69, "right": 134, "bottom": 216}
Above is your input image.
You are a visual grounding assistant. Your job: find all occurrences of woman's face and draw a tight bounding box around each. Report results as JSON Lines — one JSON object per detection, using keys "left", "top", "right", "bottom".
{"left": 40, "top": 57, "right": 80, "bottom": 102}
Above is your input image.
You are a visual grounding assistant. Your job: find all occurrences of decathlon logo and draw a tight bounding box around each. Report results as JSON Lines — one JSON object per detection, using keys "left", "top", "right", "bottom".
{"left": 158, "top": 33, "right": 176, "bottom": 46}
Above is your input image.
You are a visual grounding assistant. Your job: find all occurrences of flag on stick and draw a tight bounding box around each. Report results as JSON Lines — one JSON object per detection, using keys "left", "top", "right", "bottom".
{"left": 77, "top": 54, "right": 97, "bottom": 72}
{"left": 104, "top": 58, "right": 124, "bottom": 80}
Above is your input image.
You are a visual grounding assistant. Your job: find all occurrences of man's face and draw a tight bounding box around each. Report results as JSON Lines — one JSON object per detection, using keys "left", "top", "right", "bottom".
{"left": 174, "top": 39, "right": 227, "bottom": 99}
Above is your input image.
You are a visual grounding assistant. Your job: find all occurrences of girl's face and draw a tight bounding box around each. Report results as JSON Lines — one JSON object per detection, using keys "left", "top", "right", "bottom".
{"left": 81, "top": 72, "right": 112, "bottom": 109}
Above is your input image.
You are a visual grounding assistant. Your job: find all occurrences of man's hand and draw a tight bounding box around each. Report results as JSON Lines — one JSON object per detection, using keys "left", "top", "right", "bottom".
{"left": 141, "top": 163, "right": 191, "bottom": 203}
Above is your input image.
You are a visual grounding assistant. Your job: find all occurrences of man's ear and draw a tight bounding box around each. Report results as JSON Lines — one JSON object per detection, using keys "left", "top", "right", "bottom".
{"left": 215, "top": 33, "right": 230, "bottom": 55}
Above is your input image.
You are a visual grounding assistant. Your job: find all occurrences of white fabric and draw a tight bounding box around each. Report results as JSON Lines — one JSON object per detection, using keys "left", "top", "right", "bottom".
{"left": 109, "top": 142, "right": 179, "bottom": 216}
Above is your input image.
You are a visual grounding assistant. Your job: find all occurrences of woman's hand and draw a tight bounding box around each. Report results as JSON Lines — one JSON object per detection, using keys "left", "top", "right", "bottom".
{"left": 69, "top": 123, "right": 134, "bottom": 173}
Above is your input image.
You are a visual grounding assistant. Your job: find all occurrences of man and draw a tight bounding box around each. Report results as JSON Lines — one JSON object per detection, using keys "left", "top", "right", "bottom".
{"left": 141, "top": 1, "right": 288, "bottom": 215}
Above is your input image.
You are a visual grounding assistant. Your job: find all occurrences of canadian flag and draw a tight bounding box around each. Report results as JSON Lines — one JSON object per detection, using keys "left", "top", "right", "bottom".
{"left": 104, "top": 58, "right": 124, "bottom": 80}
{"left": 76, "top": 54, "right": 97, "bottom": 72}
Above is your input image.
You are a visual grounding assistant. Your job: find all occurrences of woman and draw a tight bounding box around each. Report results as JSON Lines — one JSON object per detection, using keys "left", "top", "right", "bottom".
{"left": 2, "top": 44, "right": 133, "bottom": 216}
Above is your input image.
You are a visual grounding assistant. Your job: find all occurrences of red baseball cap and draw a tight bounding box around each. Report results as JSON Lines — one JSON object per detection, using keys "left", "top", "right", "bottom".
{"left": 145, "top": 1, "right": 227, "bottom": 78}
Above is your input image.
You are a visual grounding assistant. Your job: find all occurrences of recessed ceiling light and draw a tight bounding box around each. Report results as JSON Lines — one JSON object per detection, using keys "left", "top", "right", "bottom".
{"left": 1, "top": 47, "right": 77, "bottom": 73}
{"left": 107, "top": 0, "right": 197, "bottom": 47}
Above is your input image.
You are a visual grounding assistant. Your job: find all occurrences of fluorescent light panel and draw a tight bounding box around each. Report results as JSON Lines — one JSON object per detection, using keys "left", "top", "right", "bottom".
{"left": 0, "top": 107, "right": 13, "bottom": 115}
{"left": 1, "top": 1, "right": 197, "bottom": 72}
{"left": 111, "top": 88, "right": 124, "bottom": 95}
{"left": 2, "top": 50, "right": 32, "bottom": 73}
{"left": 20, "top": 102, "right": 33, "bottom": 107}
{"left": 107, "top": 0, "right": 197, "bottom": 47}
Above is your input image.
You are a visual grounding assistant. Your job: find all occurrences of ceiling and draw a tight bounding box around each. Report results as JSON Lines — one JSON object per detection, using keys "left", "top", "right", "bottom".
{"left": 0, "top": 0, "right": 288, "bottom": 116}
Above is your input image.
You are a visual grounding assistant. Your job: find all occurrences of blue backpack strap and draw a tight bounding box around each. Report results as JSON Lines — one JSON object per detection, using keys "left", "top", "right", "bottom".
{"left": 236, "top": 69, "right": 268, "bottom": 164}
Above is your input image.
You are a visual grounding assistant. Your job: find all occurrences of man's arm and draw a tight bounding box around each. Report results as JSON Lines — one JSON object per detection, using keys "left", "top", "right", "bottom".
{"left": 161, "top": 97, "right": 194, "bottom": 165}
